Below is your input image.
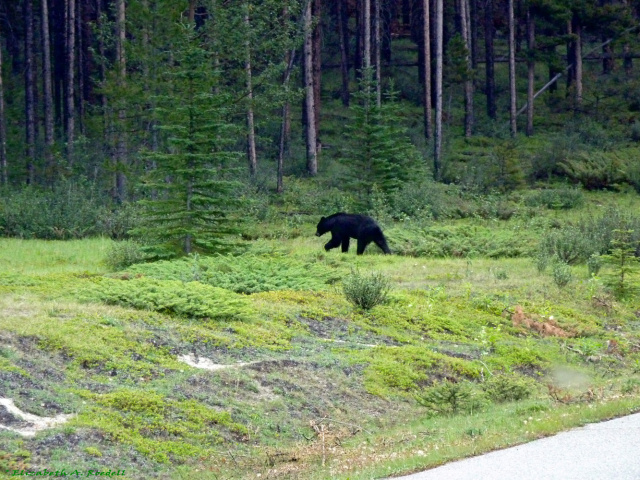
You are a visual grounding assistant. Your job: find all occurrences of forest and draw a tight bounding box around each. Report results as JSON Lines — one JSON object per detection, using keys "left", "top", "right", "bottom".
{"left": 3, "top": 1, "right": 640, "bottom": 479}
{"left": 0, "top": 0, "right": 639, "bottom": 251}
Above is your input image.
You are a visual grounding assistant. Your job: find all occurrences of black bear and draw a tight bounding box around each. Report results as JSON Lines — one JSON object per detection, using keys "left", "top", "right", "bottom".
{"left": 315, "top": 212, "right": 391, "bottom": 255}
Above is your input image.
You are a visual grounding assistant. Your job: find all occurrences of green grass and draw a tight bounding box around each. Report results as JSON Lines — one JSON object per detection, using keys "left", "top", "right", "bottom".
{"left": 1, "top": 200, "right": 640, "bottom": 478}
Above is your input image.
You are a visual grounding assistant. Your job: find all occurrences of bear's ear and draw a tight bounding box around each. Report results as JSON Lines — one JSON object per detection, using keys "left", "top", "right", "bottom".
{"left": 320, "top": 216, "right": 326, "bottom": 221}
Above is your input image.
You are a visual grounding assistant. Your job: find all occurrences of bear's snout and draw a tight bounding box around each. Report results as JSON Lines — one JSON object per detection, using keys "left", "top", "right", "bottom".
{"left": 315, "top": 232, "right": 321, "bottom": 236}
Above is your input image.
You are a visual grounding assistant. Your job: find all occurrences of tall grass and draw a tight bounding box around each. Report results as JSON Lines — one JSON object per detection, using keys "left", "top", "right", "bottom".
{"left": 0, "top": 238, "right": 113, "bottom": 275}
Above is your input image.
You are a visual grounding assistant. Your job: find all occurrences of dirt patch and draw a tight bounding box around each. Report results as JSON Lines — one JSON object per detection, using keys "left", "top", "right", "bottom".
{"left": 0, "top": 398, "right": 73, "bottom": 437}
{"left": 509, "top": 305, "right": 574, "bottom": 337}
{"left": 299, "top": 316, "right": 399, "bottom": 346}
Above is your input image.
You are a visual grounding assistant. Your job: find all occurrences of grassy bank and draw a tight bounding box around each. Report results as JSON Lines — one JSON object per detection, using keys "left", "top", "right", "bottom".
{"left": 1, "top": 200, "right": 640, "bottom": 478}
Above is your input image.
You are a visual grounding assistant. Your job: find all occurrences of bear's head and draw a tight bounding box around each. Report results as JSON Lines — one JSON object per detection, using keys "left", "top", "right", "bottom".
{"left": 315, "top": 216, "right": 328, "bottom": 237}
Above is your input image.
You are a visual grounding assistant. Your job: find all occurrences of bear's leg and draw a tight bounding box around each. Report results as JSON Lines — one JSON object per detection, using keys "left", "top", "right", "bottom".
{"left": 324, "top": 236, "right": 342, "bottom": 251}
{"left": 341, "top": 237, "right": 350, "bottom": 253}
{"left": 356, "top": 238, "right": 371, "bottom": 255}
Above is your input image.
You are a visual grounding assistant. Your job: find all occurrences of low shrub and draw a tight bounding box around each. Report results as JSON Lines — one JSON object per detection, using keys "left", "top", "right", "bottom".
{"left": 104, "top": 240, "right": 149, "bottom": 270}
{"left": 524, "top": 188, "right": 584, "bottom": 210}
{"left": 483, "top": 373, "right": 536, "bottom": 402}
{"left": 538, "top": 227, "right": 595, "bottom": 265}
{"left": 122, "top": 253, "right": 341, "bottom": 294}
{"left": 342, "top": 269, "right": 391, "bottom": 310}
{"left": 415, "top": 381, "right": 486, "bottom": 416}
{"left": 552, "top": 259, "right": 573, "bottom": 288}
{"left": 83, "top": 277, "right": 254, "bottom": 320}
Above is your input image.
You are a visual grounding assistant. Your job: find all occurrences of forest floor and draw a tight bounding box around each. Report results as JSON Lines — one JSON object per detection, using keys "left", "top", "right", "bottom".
{"left": 2, "top": 193, "right": 640, "bottom": 479}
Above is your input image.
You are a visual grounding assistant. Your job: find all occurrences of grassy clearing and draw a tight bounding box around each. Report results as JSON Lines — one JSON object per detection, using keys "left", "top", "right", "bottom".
{"left": 1, "top": 202, "right": 640, "bottom": 478}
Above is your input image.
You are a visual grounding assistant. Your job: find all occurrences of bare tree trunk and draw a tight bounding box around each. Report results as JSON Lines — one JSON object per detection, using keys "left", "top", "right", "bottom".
{"left": 42, "top": 0, "right": 55, "bottom": 178}
{"left": 244, "top": 8, "right": 257, "bottom": 177}
{"left": 0, "top": 32, "right": 7, "bottom": 185}
{"left": 338, "top": 0, "right": 350, "bottom": 106}
{"left": 66, "top": 0, "right": 76, "bottom": 166}
{"left": 573, "top": 14, "right": 583, "bottom": 108}
{"left": 469, "top": 0, "right": 477, "bottom": 69}
{"left": 422, "top": 0, "right": 432, "bottom": 139}
{"left": 374, "top": 0, "right": 381, "bottom": 106}
{"left": 189, "top": 0, "right": 196, "bottom": 23}
{"left": 434, "top": 0, "right": 443, "bottom": 180}
{"left": 97, "top": 0, "right": 108, "bottom": 144}
{"left": 508, "top": 0, "right": 517, "bottom": 137}
{"left": 25, "top": 0, "right": 36, "bottom": 184}
{"left": 115, "top": 0, "right": 126, "bottom": 201}
{"left": 364, "top": 0, "right": 371, "bottom": 71}
{"left": 278, "top": 50, "right": 296, "bottom": 194}
{"left": 76, "top": 0, "right": 85, "bottom": 135}
{"left": 312, "top": 0, "right": 322, "bottom": 150}
{"left": 460, "top": 0, "right": 473, "bottom": 137}
{"left": 484, "top": 0, "right": 496, "bottom": 119}
{"left": 304, "top": 0, "right": 318, "bottom": 176}
{"left": 526, "top": 6, "right": 535, "bottom": 136}
{"left": 623, "top": 43, "right": 632, "bottom": 74}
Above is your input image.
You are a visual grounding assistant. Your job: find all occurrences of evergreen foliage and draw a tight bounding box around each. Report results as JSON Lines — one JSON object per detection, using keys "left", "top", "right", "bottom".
{"left": 84, "top": 276, "right": 254, "bottom": 321}
{"left": 120, "top": 253, "right": 341, "bottom": 294}
{"left": 133, "top": 25, "right": 244, "bottom": 256}
{"left": 344, "top": 70, "right": 421, "bottom": 209}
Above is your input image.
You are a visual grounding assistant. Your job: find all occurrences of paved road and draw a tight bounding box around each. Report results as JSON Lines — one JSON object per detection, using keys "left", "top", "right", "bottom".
{"left": 392, "top": 412, "right": 640, "bottom": 480}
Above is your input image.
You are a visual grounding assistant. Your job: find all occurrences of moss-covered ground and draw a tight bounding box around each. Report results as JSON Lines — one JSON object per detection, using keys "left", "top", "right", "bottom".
{"left": 2, "top": 194, "right": 640, "bottom": 478}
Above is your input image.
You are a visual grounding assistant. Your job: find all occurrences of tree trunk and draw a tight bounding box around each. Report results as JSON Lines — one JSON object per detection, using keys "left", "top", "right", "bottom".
{"left": 526, "top": 6, "right": 535, "bottom": 136}
{"left": 469, "top": 0, "right": 477, "bottom": 69}
{"left": 115, "top": 0, "right": 126, "bottom": 201}
{"left": 566, "top": 19, "right": 575, "bottom": 89}
{"left": 364, "top": 0, "right": 371, "bottom": 70}
{"left": 434, "top": 0, "right": 443, "bottom": 180}
{"left": 573, "top": 14, "right": 583, "bottom": 108}
{"left": 42, "top": 0, "right": 55, "bottom": 178}
{"left": 355, "top": 0, "right": 362, "bottom": 76}
{"left": 189, "top": 0, "right": 196, "bottom": 23}
{"left": 337, "top": 0, "right": 350, "bottom": 106}
{"left": 0, "top": 31, "right": 7, "bottom": 185}
{"left": 422, "top": 0, "right": 432, "bottom": 139}
{"left": 303, "top": 0, "right": 318, "bottom": 176}
{"left": 66, "top": 0, "right": 76, "bottom": 166}
{"left": 508, "top": 0, "right": 517, "bottom": 137}
{"left": 374, "top": 0, "right": 381, "bottom": 106}
{"left": 623, "top": 43, "right": 632, "bottom": 75}
{"left": 484, "top": 0, "right": 496, "bottom": 119}
{"left": 76, "top": 0, "right": 86, "bottom": 135}
{"left": 97, "top": 0, "right": 108, "bottom": 144}
{"left": 244, "top": 8, "right": 257, "bottom": 177}
{"left": 460, "top": 0, "right": 473, "bottom": 137}
{"left": 278, "top": 50, "right": 296, "bottom": 194}
{"left": 312, "top": 0, "right": 322, "bottom": 150}
{"left": 25, "top": 0, "right": 36, "bottom": 184}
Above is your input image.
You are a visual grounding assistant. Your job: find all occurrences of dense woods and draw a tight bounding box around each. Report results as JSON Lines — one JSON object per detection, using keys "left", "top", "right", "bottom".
{"left": 1, "top": 0, "right": 640, "bottom": 251}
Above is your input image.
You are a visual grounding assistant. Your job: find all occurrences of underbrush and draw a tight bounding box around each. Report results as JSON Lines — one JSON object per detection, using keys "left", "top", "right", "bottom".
{"left": 119, "top": 253, "right": 343, "bottom": 293}
{"left": 82, "top": 276, "right": 255, "bottom": 320}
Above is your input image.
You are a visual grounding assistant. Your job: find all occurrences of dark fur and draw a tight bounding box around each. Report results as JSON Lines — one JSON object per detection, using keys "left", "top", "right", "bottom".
{"left": 315, "top": 212, "right": 391, "bottom": 255}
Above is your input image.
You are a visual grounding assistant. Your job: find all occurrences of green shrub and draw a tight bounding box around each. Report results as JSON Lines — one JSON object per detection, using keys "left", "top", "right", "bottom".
{"left": 342, "top": 269, "right": 391, "bottom": 310}
{"left": 104, "top": 240, "right": 149, "bottom": 270}
{"left": 0, "top": 182, "right": 105, "bottom": 239}
{"left": 601, "top": 229, "right": 640, "bottom": 298}
{"left": 122, "top": 254, "right": 341, "bottom": 294}
{"left": 587, "top": 254, "right": 603, "bottom": 276}
{"left": 552, "top": 259, "right": 573, "bottom": 288}
{"left": 483, "top": 373, "right": 536, "bottom": 403}
{"left": 84, "top": 277, "right": 254, "bottom": 320}
{"left": 415, "top": 381, "right": 486, "bottom": 416}
{"left": 539, "top": 227, "right": 595, "bottom": 265}
{"left": 524, "top": 188, "right": 584, "bottom": 210}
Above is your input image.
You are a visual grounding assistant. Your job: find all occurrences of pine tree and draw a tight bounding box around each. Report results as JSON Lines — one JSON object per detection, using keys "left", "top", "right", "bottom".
{"left": 134, "top": 25, "right": 243, "bottom": 257}
{"left": 346, "top": 69, "right": 420, "bottom": 209}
